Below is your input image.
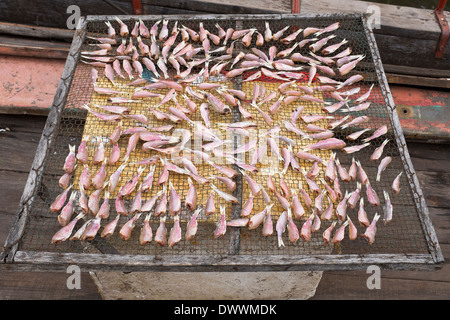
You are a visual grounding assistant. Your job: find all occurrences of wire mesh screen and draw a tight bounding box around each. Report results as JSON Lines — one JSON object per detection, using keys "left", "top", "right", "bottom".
{"left": 17, "top": 14, "right": 431, "bottom": 265}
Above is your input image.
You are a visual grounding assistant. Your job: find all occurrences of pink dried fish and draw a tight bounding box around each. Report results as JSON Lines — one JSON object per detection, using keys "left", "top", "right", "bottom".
{"left": 309, "top": 34, "right": 336, "bottom": 52}
{"left": 346, "top": 216, "right": 358, "bottom": 241}
{"left": 376, "top": 156, "right": 392, "bottom": 182}
{"left": 63, "top": 145, "right": 77, "bottom": 174}
{"left": 154, "top": 185, "right": 168, "bottom": 217}
{"left": 97, "top": 190, "right": 111, "bottom": 219}
{"left": 301, "top": 169, "right": 321, "bottom": 195}
{"left": 383, "top": 190, "right": 393, "bottom": 225}
{"left": 322, "top": 38, "right": 348, "bottom": 55}
{"left": 342, "top": 142, "right": 371, "bottom": 154}
{"left": 299, "top": 213, "right": 313, "bottom": 242}
{"left": 141, "top": 190, "right": 162, "bottom": 213}
{"left": 185, "top": 208, "right": 201, "bottom": 241}
{"left": 50, "top": 184, "right": 73, "bottom": 212}
{"left": 339, "top": 55, "right": 365, "bottom": 76}
{"left": 321, "top": 179, "right": 338, "bottom": 204}
{"left": 355, "top": 160, "right": 369, "bottom": 186}
{"left": 328, "top": 115, "right": 350, "bottom": 130}
{"left": 108, "top": 163, "right": 127, "bottom": 195}
{"left": 336, "top": 191, "right": 351, "bottom": 221}
{"left": 211, "top": 184, "right": 238, "bottom": 203}
{"left": 168, "top": 215, "right": 182, "bottom": 248}
{"left": 348, "top": 157, "right": 357, "bottom": 181}
{"left": 92, "top": 158, "right": 108, "bottom": 189}
{"left": 361, "top": 213, "right": 380, "bottom": 245}
{"left": 89, "top": 185, "right": 106, "bottom": 216}
{"left": 355, "top": 84, "right": 375, "bottom": 103}
{"left": 322, "top": 100, "right": 347, "bottom": 113}
{"left": 168, "top": 181, "right": 181, "bottom": 216}
{"left": 129, "top": 184, "right": 143, "bottom": 215}
{"left": 363, "top": 125, "right": 388, "bottom": 143}
{"left": 284, "top": 120, "right": 308, "bottom": 138}
{"left": 109, "top": 142, "right": 120, "bottom": 165}
{"left": 392, "top": 172, "right": 403, "bottom": 194}
{"left": 341, "top": 116, "right": 370, "bottom": 129}
{"left": 59, "top": 171, "right": 72, "bottom": 190}
{"left": 183, "top": 177, "right": 197, "bottom": 211}
{"left": 204, "top": 190, "right": 216, "bottom": 216}
{"left": 204, "top": 92, "right": 231, "bottom": 114}
{"left": 99, "top": 214, "right": 120, "bottom": 238}
{"left": 57, "top": 192, "right": 77, "bottom": 226}
{"left": 83, "top": 105, "right": 122, "bottom": 122}
{"left": 370, "top": 139, "right": 389, "bottom": 161}
{"left": 227, "top": 218, "right": 249, "bottom": 227}
{"left": 118, "top": 166, "right": 145, "bottom": 198}
{"left": 347, "top": 182, "right": 362, "bottom": 209}
{"left": 324, "top": 152, "right": 337, "bottom": 182}
{"left": 357, "top": 198, "right": 370, "bottom": 228}
{"left": 115, "top": 193, "right": 128, "bottom": 216}
{"left": 154, "top": 216, "right": 167, "bottom": 246}
{"left": 335, "top": 158, "right": 351, "bottom": 182}
{"left": 76, "top": 136, "right": 89, "bottom": 164}
{"left": 290, "top": 189, "right": 304, "bottom": 219}
{"left": 81, "top": 215, "right": 102, "bottom": 241}
{"left": 331, "top": 220, "right": 349, "bottom": 244}
{"left": 322, "top": 221, "right": 337, "bottom": 245}
{"left": 347, "top": 128, "right": 370, "bottom": 141}
{"left": 303, "top": 138, "right": 346, "bottom": 151}
{"left": 213, "top": 205, "right": 227, "bottom": 239}
{"left": 249, "top": 204, "right": 273, "bottom": 230}
{"left": 78, "top": 185, "right": 89, "bottom": 215}
{"left": 366, "top": 181, "right": 380, "bottom": 206}
{"left": 295, "top": 150, "right": 325, "bottom": 164}
{"left": 51, "top": 213, "right": 85, "bottom": 244}
{"left": 320, "top": 195, "right": 333, "bottom": 220}
{"left": 118, "top": 213, "right": 141, "bottom": 241}
{"left": 138, "top": 213, "right": 153, "bottom": 245}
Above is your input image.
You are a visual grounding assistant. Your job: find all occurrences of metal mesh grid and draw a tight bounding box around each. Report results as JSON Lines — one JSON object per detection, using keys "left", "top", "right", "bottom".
{"left": 18, "top": 14, "right": 430, "bottom": 260}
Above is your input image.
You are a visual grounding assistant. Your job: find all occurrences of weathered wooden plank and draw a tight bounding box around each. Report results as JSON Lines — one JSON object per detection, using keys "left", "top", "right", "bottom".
{"left": 0, "top": 22, "right": 75, "bottom": 41}
{"left": 0, "top": 170, "right": 30, "bottom": 246}
{"left": 141, "top": 0, "right": 284, "bottom": 14}
{"left": 383, "top": 64, "right": 450, "bottom": 78}
{"left": 375, "top": 34, "right": 450, "bottom": 70}
{"left": 7, "top": 251, "right": 438, "bottom": 272}
{"left": 0, "top": 35, "right": 70, "bottom": 59}
{"left": 313, "top": 243, "right": 450, "bottom": 299}
{"left": 312, "top": 268, "right": 450, "bottom": 299}
{"left": 0, "top": 0, "right": 133, "bottom": 28}
{"left": 0, "top": 131, "right": 43, "bottom": 173}
{"left": 416, "top": 171, "right": 450, "bottom": 209}
{"left": 424, "top": 208, "right": 450, "bottom": 245}
{"left": 142, "top": 4, "right": 208, "bottom": 15}
{"left": 0, "top": 271, "right": 102, "bottom": 299}
{"left": 387, "top": 73, "right": 450, "bottom": 89}
{"left": 407, "top": 142, "right": 450, "bottom": 162}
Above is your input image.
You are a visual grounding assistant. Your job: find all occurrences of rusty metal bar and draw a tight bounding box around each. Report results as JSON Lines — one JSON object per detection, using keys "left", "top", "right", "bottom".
{"left": 291, "top": 0, "right": 301, "bottom": 14}
{"left": 132, "top": 0, "right": 143, "bottom": 15}
{"left": 435, "top": 0, "right": 449, "bottom": 58}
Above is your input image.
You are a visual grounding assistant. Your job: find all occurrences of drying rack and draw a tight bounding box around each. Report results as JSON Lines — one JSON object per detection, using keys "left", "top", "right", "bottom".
{"left": 1, "top": 13, "right": 443, "bottom": 272}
